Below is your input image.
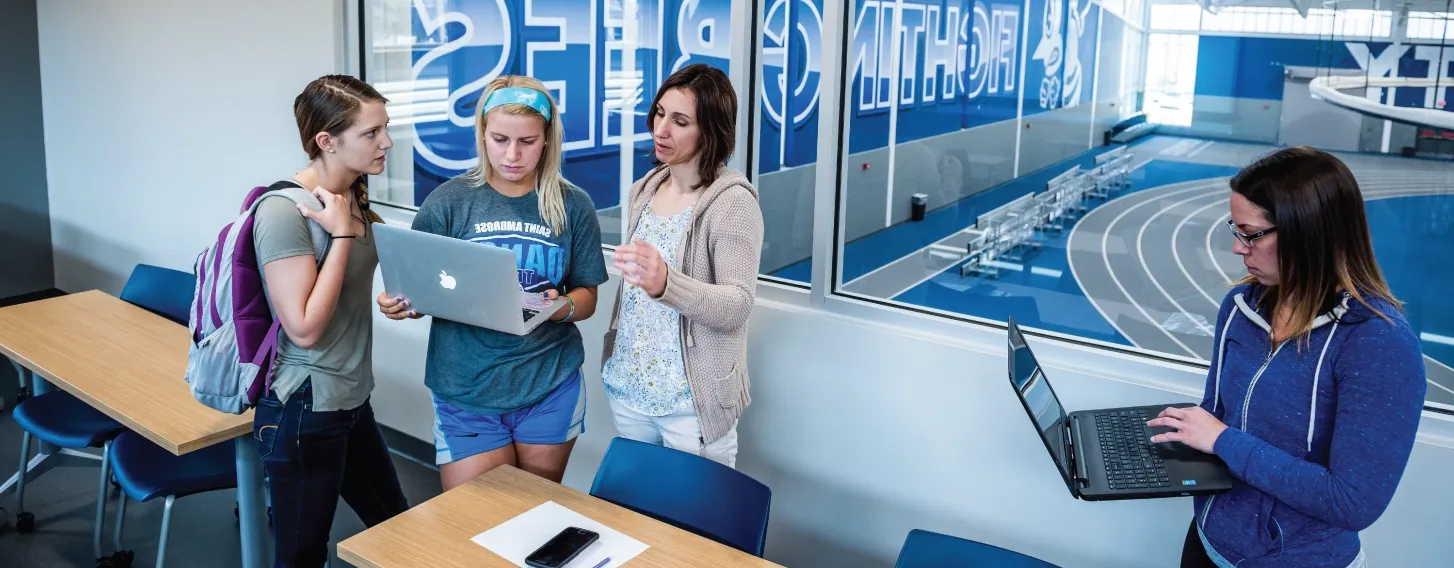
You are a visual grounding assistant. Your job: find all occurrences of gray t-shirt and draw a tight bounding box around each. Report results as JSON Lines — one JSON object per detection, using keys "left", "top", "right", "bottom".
{"left": 253, "top": 193, "right": 378, "bottom": 411}
{"left": 412, "top": 176, "right": 608, "bottom": 415}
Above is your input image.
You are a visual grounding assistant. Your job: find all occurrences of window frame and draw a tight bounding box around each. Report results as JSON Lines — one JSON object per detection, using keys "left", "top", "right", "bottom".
{"left": 346, "top": 0, "right": 1454, "bottom": 417}
{"left": 1148, "top": 3, "right": 1395, "bottom": 38}
{"left": 351, "top": 0, "right": 759, "bottom": 225}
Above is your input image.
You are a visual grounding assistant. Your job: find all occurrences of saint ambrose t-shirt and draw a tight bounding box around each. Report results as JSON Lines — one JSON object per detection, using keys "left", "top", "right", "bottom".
{"left": 411, "top": 177, "right": 608, "bottom": 415}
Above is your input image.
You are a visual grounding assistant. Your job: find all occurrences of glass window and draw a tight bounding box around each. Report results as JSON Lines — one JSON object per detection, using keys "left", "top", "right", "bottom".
{"left": 1167, "top": 6, "right": 1394, "bottom": 37}
{"left": 1149, "top": 3, "right": 1200, "bottom": 32}
{"left": 1409, "top": 12, "right": 1453, "bottom": 41}
{"left": 356, "top": 0, "right": 1454, "bottom": 412}
{"left": 362, "top": 0, "right": 828, "bottom": 286}
{"left": 754, "top": 0, "right": 824, "bottom": 285}
{"left": 361, "top": 0, "right": 739, "bottom": 249}
{"left": 1144, "top": 33, "right": 1196, "bottom": 127}
{"left": 833, "top": 0, "right": 1149, "bottom": 341}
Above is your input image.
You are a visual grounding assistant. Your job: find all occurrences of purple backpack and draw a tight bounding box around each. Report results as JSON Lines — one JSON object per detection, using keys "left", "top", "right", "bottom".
{"left": 184, "top": 181, "right": 330, "bottom": 413}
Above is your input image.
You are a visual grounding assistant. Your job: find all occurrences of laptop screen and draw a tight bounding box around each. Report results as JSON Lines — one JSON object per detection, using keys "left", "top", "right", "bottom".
{"left": 1007, "top": 319, "right": 1075, "bottom": 488}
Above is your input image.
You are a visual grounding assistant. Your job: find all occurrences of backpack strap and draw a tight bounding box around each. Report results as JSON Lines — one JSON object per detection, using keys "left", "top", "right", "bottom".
{"left": 247, "top": 180, "right": 332, "bottom": 267}
{"left": 242, "top": 180, "right": 334, "bottom": 403}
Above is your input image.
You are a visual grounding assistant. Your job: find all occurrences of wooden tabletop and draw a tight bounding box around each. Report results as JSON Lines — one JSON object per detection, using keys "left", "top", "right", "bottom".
{"left": 338, "top": 465, "right": 784, "bottom": 568}
{"left": 0, "top": 290, "right": 253, "bottom": 455}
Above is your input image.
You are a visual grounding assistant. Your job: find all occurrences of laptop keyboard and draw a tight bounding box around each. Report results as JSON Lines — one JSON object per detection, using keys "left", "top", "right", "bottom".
{"left": 1095, "top": 410, "right": 1171, "bottom": 491}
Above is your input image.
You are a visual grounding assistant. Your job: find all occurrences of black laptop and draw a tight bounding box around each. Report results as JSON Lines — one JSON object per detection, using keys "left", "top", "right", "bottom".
{"left": 1006, "top": 318, "right": 1233, "bottom": 501}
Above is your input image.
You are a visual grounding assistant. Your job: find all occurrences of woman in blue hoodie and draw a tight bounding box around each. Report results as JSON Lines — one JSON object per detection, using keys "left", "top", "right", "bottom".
{"left": 1146, "top": 146, "right": 1427, "bottom": 568}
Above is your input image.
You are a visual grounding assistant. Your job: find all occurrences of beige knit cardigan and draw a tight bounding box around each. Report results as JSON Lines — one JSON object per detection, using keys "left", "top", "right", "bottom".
{"left": 602, "top": 165, "right": 763, "bottom": 443}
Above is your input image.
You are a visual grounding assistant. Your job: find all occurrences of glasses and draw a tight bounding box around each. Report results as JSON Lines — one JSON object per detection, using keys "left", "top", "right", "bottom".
{"left": 1226, "top": 219, "right": 1276, "bottom": 248}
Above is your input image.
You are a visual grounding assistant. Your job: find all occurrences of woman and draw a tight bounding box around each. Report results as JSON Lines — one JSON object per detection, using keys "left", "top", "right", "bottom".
{"left": 377, "top": 76, "right": 607, "bottom": 490}
{"left": 1146, "top": 147, "right": 1426, "bottom": 568}
{"left": 252, "top": 74, "right": 408, "bottom": 567}
{"left": 603, "top": 63, "right": 763, "bottom": 468}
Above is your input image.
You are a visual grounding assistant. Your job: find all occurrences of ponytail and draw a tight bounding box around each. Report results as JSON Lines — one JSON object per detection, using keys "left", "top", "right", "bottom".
{"left": 352, "top": 175, "right": 383, "bottom": 224}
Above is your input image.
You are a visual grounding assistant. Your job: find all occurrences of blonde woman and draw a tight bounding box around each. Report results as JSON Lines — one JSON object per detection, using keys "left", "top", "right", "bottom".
{"left": 377, "top": 76, "right": 607, "bottom": 489}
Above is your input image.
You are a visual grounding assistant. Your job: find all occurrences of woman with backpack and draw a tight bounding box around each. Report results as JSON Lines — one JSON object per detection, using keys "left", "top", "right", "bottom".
{"left": 601, "top": 63, "right": 763, "bottom": 468}
{"left": 1148, "top": 147, "right": 1426, "bottom": 567}
{"left": 377, "top": 75, "right": 608, "bottom": 490}
{"left": 251, "top": 74, "right": 408, "bottom": 567}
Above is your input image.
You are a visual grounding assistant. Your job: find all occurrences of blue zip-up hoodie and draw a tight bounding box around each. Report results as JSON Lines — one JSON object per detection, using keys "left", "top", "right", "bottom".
{"left": 1194, "top": 283, "right": 1426, "bottom": 567}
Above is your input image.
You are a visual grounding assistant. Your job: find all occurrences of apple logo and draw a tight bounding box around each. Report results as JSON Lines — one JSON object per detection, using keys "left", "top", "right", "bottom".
{"left": 439, "top": 270, "right": 457, "bottom": 290}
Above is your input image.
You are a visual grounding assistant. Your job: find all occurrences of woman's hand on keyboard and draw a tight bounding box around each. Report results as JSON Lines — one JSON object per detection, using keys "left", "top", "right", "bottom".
{"left": 1147, "top": 406, "right": 1228, "bottom": 454}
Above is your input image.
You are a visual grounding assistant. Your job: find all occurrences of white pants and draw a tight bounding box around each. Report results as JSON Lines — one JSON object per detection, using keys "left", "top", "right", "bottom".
{"left": 607, "top": 397, "right": 739, "bottom": 468}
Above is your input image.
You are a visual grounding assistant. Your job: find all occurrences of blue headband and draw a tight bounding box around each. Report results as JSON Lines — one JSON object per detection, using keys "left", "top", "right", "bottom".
{"left": 481, "top": 87, "right": 553, "bottom": 122}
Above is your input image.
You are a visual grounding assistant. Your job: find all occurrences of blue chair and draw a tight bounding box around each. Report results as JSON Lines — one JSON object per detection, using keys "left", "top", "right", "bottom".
{"left": 894, "top": 529, "right": 1061, "bottom": 568}
{"left": 9, "top": 264, "right": 195, "bottom": 563}
{"left": 108, "top": 431, "right": 237, "bottom": 568}
{"left": 589, "top": 437, "right": 772, "bottom": 557}
{"left": 118, "top": 265, "right": 197, "bottom": 325}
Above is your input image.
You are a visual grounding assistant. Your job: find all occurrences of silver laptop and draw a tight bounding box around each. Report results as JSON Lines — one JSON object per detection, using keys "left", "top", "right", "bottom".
{"left": 374, "top": 223, "right": 564, "bottom": 335}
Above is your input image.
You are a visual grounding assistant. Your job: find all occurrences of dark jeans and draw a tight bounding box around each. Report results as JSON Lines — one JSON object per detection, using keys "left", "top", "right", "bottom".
{"left": 253, "top": 381, "right": 409, "bottom": 568}
{"left": 1182, "top": 521, "right": 1218, "bottom": 568}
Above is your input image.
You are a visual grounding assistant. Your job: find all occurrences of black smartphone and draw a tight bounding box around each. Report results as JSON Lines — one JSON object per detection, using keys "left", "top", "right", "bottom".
{"left": 524, "top": 526, "right": 600, "bottom": 568}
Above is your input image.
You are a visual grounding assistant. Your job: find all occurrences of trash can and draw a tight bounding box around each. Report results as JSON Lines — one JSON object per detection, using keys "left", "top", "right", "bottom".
{"left": 911, "top": 193, "right": 928, "bottom": 222}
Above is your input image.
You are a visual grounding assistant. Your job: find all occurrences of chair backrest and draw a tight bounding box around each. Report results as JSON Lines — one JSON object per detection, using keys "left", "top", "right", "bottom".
{"left": 589, "top": 437, "right": 772, "bottom": 557}
{"left": 120, "top": 264, "right": 197, "bottom": 325}
{"left": 894, "top": 529, "right": 1060, "bottom": 568}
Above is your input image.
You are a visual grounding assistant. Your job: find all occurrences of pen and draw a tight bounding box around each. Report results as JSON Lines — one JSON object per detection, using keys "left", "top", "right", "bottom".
{"left": 590, "top": 558, "right": 611, "bottom": 568}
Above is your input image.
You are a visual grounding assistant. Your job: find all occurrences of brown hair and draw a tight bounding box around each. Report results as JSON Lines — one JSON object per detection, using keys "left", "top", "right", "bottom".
{"left": 294, "top": 74, "right": 387, "bottom": 223}
{"left": 647, "top": 63, "right": 737, "bottom": 188}
{"left": 1229, "top": 146, "right": 1398, "bottom": 343}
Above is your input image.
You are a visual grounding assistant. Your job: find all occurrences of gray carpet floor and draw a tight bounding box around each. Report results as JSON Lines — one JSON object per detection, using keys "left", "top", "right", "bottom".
{"left": 0, "top": 361, "right": 444, "bottom": 567}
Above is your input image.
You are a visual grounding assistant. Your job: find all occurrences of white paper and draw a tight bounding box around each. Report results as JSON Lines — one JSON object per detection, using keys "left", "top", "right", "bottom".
{"left": 472, "top": 500, "right": 650, "bottom": 568}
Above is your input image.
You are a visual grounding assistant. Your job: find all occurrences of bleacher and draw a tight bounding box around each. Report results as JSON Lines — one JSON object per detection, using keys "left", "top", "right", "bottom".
{"left": 958, "top": 147, "right": 1134, "bottom": 278}
{"left": 1105, "top": 112, "right": 1157, "bottom": 145}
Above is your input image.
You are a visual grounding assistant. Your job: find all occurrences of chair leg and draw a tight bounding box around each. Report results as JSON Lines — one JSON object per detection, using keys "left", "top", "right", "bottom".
{"left": 155, "top": 496, "right": 175, "bottom": 568}
{"left": 113, "top": 492, "right": 128, "bottom": 552}
{"left": 13, "top": 430, "right": 34, "bottom": 532}
{"left": 14, "top": 431, "right": 29, "bottom": 507}
{"left": 93, "top": 440, "right": 113, "bottom": 558}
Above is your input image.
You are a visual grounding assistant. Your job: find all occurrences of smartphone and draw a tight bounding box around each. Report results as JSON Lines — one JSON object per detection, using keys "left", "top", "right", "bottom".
{"left": 524, "top": 526, "right": 600, "bottom": 568}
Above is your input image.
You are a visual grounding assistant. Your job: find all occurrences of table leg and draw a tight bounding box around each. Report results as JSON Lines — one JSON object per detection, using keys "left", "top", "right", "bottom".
{"left": 9, "top": 358, "right": 23, "bottom": 390}
{"left": 25, "top": 370, "right": 57, "bottom": 456}
{"left": 236, "top": 435, "right": 270, "bottom": 568}
{"left": 28, "top": 368, "right": 47, "bottom": 396}
{"left": 4, "top": 359, "right": 21, "bottom": 409}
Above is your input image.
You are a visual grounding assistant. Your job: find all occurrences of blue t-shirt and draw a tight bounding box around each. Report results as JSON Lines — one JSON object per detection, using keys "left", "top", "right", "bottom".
{"left": 411, "top": 176, "right": 608, "bottom": 415}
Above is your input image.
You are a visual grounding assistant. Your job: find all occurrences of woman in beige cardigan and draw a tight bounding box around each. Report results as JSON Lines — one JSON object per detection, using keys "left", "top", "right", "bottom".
{"left": 603, "top": 64, "right": 763, "bottom": 468}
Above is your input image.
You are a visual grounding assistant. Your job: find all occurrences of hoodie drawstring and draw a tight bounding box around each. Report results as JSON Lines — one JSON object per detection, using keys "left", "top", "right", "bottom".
{"left": 1308, "top": 321, "right": 1339, "bottom": 453}
{"left": 1213, "top": 309, "right": 1238, "bottom": 413}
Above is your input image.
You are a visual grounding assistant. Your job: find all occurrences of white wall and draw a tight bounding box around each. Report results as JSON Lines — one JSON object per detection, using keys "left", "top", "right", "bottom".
{"left": 37, "top": 2, "right": 1454, "bottom": 567}
{"left": 38, "top": 0, "right": 343, "bottom": 294}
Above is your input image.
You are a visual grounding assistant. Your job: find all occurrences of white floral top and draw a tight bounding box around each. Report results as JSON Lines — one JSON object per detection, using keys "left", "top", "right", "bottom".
{"left": 603, "top": 204, "right": 695, "bottom": 417}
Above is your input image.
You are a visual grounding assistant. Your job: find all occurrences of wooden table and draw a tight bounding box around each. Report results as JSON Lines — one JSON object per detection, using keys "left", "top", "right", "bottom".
{"left": 0, "top": 290, "right": 271, "bottom": 568}
{"left": 338, "top": 465, "right": 784, "bottom": 568}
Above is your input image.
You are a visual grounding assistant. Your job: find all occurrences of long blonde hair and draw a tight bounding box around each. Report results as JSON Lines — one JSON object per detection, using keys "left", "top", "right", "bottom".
{"left": 466, "top": 76, "right": 568, "bottom": 233}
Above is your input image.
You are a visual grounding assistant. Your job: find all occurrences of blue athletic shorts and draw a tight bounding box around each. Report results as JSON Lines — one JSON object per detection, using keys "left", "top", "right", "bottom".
{"left": 431, "top": 370, "right": 586, "bottom": 465}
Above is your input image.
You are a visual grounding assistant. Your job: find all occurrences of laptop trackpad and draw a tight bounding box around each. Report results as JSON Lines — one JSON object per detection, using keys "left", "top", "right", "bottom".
{"left": 521, "top": 292, "right": 554, "bottom": 310}
{"left": 520, "top": 293, "right": 565, "bottom": 324}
